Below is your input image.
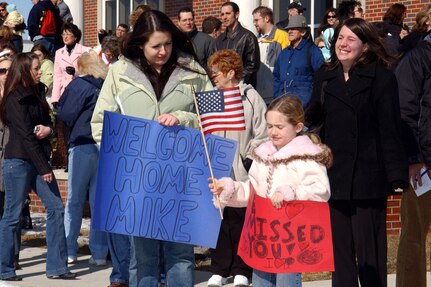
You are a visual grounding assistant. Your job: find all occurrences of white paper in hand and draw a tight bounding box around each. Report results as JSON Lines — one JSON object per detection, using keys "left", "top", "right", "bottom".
{"left": 413, "top": 168, "right": 431, "bottom": 197}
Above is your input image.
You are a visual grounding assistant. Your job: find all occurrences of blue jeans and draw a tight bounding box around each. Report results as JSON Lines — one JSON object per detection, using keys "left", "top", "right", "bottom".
{"left": 0, "top": 159, "right": 69, "bottom": 279}
{"left": 252, "top": 270, "right": 302, "bottom": 287}
{"left": 108, "top": 233, "right": 131, "bottom": 284}
{"left": 64, "top": 144, "right": 108, "bottom": 260}
{"left": 129, "top": 237, "right": 194, "bottom": 287}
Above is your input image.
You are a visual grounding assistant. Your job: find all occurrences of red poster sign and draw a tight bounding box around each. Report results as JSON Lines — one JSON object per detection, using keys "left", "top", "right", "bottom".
{"left": 238, "top": 192, "right": 334, "bottom": 273}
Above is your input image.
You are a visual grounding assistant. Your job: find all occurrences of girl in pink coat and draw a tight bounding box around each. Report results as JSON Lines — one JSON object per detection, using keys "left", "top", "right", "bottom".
{"left": 209, "top": 96, "right": 332, "bottom": 287}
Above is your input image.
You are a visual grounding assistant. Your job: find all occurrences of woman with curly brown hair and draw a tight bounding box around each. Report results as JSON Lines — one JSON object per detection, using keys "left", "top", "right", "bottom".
{"left": 206, "top": 49, "right": 267, "bottom": 287}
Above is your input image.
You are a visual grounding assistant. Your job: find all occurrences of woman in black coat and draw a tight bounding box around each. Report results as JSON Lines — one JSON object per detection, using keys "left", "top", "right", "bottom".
{"left": 306, "top": 18, "right": 408, "bottom": 287}
{"left": 0, "top": 53, "right": 75, "bottom": 281}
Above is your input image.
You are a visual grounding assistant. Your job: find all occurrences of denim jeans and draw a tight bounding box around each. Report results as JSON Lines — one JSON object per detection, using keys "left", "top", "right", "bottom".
{"left": 0, "top": 159, "right": 69, "bottom": 279}
{"left": 129, "top": 237, "right": 194, "bottom": 287}
{"left": 252, "top": 270, "right": 302, "bottom": 287}
{"left": 64, "top": 144, "right": 108, "bottom": 260}
{"left": 108, "top": 232, "right": 131, "bottom": 284}
{"left": 0, "top": 192, "right": 20, "bottom": 261}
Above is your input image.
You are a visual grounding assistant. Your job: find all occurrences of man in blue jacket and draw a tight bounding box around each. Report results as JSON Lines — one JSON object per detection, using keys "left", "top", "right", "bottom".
{"left": 273, "top": 15, "right": 323, "bottom": 106}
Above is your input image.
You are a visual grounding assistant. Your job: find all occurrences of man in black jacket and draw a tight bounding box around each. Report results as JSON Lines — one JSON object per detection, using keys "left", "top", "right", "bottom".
{"left": 177, "top": 7, "right": 215, "bottom": 69}
{"left": 395, "top": 29, "right": 431, "bottom": 287}
{"left": 215, "top": 2, "right": 260, "bottom": 88}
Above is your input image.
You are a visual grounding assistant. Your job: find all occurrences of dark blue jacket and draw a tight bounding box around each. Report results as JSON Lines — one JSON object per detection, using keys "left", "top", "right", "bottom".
{"left": 273, "top": 38, "right": 324, "bottom": 106}
{"left": 27, "top": 0, "right": 62, "bottom": 41}
{"left": 57, "top": 75, "right": 103, "bottom": 148}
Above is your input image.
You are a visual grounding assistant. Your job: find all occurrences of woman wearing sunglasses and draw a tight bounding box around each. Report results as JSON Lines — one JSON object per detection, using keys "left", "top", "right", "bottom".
{"left": 317, "top": 8, "right": 338, "bottom": 61}
{"left": 0, "top": 53, "right": 76, "bottom": 281}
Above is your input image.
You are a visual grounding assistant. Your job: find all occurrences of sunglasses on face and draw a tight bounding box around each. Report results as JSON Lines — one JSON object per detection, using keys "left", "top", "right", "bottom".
{"left": 327, "top": 15, "right": 337, "bottom": 19}
{"left": 0, "top": 68, "right": 8, "bottom": 75}
{"left": 0, "top": 9, "right": 5, "bottom": 12}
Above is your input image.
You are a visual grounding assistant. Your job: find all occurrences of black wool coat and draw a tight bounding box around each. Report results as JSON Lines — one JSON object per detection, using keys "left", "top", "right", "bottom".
{"left": 307, "top": 62, "right": 408, "bottom": 200}
{"left": 4, "top": 83, "right": 53, "bottom": 175}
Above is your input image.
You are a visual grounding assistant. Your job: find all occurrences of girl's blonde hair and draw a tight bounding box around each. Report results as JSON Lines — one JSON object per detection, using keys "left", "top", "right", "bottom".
{"left": 77, "top": 50, "right": 108, "bottom": 80}
{"left": 267, "top": 95, "right": 322, "bottom": 144}
{"left": 267, "top": 96, "right": 304, "bottom": 126}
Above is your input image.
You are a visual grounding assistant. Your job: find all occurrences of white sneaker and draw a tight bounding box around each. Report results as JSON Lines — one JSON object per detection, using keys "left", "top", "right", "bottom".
{"left": 88, "top": 257, "right": 107, "bottom": 266}
{"left": 207, "top": 274, "right": 227, "bottom": 287}
{"left": 67, "top": 256, "right": 77, "bottom": 264}
{"left": 234, "top": 275, "right": 249, "bottom": 287}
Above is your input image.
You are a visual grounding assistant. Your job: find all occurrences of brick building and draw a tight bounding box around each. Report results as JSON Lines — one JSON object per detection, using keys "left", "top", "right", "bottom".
{"left": 75, "top": 0, "right": 428, "bottom": 48}
{"left": 29, "top": 0, "right": 430, "bottom": 235}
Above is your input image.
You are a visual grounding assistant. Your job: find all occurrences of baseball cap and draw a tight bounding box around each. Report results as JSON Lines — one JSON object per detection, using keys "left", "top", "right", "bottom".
{"left": 288, "top": 2, "right": 306, "bottom": 13}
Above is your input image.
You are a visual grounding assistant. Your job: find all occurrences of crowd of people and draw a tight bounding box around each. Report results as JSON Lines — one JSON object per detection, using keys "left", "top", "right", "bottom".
{"left": 0, "top": 1, "right": 430, "bottom": 287}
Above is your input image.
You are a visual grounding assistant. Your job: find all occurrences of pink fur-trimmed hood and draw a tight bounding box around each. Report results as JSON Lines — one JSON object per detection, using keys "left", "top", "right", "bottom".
{"left": 252, "top": 135, "right": 333, "bottom": 168}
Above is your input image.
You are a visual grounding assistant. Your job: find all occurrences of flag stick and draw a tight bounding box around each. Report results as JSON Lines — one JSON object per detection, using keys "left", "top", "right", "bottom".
{"left": 191, "top": 85, "right": 224, "bottom": 220}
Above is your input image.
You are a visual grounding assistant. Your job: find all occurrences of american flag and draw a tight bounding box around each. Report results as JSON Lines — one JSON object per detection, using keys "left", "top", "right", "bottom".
{"left": 195, "top": 87, "right": 246, "bottom": 135}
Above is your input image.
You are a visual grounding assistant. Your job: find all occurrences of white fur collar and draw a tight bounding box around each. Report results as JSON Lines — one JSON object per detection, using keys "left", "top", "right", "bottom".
{"left": 254, "top": 135, "right": 322, "bottom": 160}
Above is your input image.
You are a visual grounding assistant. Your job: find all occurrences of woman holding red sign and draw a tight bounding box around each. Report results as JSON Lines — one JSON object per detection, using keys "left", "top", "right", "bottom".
{"left": 209, "top": 95, "right": 332, "bottom": 287}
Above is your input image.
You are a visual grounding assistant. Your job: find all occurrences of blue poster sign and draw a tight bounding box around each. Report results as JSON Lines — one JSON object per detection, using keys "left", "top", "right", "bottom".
{"left": 92, "top": 112, "right": 237, "bottom": 248}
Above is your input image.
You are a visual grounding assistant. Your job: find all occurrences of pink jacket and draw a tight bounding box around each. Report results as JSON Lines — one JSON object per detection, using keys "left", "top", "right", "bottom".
{"left": 51, "top": 43, "right": 90, "bottom": 103}
{"left": 216, "top": 135, "right": 332, "bottom": 208}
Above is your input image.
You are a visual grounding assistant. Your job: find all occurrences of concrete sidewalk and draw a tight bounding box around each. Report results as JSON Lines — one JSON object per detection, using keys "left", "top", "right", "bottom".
{"left": 1, "top": 246, "right": 429, "bottom": 287}
{"left": 0, "top": 245, "right": 328, "bottom": 287}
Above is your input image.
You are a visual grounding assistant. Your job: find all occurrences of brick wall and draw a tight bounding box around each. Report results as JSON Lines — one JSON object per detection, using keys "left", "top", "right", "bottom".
{"left": 387, "top": 195, "right": 402, "bottom": 235}
{"left": 83, "top": 0, "right": 98, "bottom": 47}
{"left": 365, "top": 0, "right": 429, "bottom": 28}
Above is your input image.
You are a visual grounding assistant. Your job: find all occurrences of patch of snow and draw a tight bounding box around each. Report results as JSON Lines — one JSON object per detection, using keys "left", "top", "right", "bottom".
{"left": 22, "top": 213, "right": 91, "bottom": 240}
{"left": 0, "top": 281, "right": 17, "bottom": 287}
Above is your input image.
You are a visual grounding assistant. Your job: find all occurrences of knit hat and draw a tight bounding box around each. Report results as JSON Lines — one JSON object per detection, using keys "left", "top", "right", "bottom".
{"left": 6, "top": 4, "right": 16, "bottom": 13}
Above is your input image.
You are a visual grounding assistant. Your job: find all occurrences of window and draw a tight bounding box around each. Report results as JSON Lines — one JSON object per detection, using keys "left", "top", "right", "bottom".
{"left": 102, "top": 0, "right": 164, "bottom": 33}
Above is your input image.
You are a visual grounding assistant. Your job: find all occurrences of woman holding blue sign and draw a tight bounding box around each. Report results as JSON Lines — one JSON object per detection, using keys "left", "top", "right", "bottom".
{"left": 91, "top": 9, "right": 213, "bottom": 287}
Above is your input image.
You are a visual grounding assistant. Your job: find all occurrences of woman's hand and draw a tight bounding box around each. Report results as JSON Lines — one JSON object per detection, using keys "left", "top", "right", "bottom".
{"left": 208, "top": 178, "right": 224, "bottom": 196}
{"left": 33, "top": 125, "right": 53, "bottom": 140}
{"left": 157, "top": 114, "right": 179, "bottom": 126}
{"left": 270, "top": 191, "right": 284, "bottom": 209}
{"left": 399, "top": 29, "right": 409, "bottom": 40}
{"left": 42, "top": 172, "right": 53, "bottom": 183}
